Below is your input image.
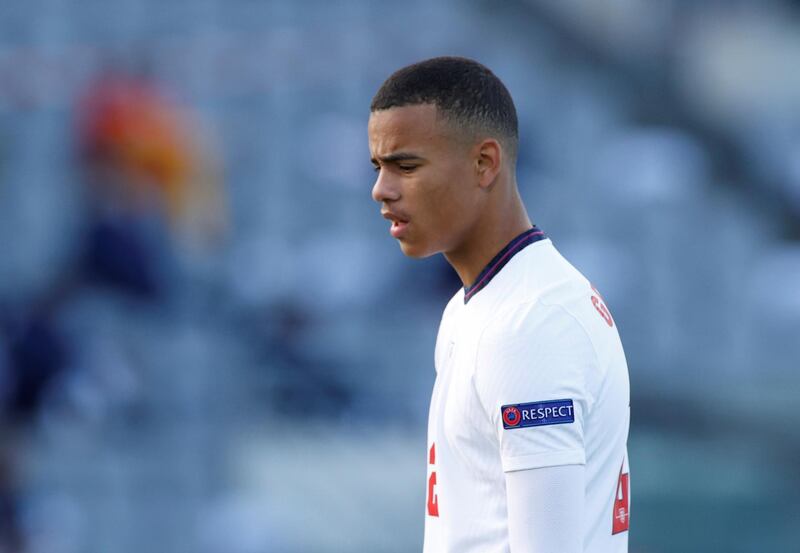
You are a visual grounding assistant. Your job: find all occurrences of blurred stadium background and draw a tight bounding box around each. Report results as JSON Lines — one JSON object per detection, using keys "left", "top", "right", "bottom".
{"left": 0, "top": 0, "right": 799, "bottom": 552}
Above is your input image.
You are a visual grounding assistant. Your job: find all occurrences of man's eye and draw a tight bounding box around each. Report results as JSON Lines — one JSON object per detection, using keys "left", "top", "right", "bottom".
{"left": 372, "top": 165, "right": 381, "bottom": 173}
{"left": 399, "top": 165, "right": 417, "bottom": 173}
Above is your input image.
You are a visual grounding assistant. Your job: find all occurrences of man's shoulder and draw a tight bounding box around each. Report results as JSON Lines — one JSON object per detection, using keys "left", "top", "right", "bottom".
{"left": 477, "top": 247, "right": 599, "bottom": 352}
{"left": 486, "top": 284, "right": 589, "bottom": 341}
{"left": 493, "top": 243, "right": 591, "bottom": 321}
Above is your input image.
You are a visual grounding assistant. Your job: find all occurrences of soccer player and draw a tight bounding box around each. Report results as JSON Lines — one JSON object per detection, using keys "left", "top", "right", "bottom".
{"left": 368, "top": 57, "right": 631, "bottom": 553}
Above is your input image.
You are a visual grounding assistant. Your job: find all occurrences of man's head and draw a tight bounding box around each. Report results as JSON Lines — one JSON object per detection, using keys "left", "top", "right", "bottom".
{"left": 369, "top": 57, "right": 520, "bottom": 259}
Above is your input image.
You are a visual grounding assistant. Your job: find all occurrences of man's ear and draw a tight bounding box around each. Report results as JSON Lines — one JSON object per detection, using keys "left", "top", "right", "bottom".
{"left": 475, "top": 138, "right": 502, "bottom": 189}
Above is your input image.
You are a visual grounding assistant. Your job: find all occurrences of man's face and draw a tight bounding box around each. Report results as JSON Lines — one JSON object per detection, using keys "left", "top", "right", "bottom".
{"left": 369, "top": 104, "right": 482, "bottom": 258}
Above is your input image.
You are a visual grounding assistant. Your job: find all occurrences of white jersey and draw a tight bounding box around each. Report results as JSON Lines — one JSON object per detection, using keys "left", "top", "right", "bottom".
{"left": 424, "top": 228, "right": 630, "bottom": 553}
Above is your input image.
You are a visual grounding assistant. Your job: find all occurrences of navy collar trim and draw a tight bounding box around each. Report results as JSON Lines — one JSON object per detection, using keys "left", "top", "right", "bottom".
{"left": 463, "top": 227, "right": 546, "bottom": 304}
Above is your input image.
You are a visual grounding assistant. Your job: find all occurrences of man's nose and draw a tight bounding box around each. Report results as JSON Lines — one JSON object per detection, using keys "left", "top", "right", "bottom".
{"left": 372, "top": 169, "right": 400, "bottom": 203}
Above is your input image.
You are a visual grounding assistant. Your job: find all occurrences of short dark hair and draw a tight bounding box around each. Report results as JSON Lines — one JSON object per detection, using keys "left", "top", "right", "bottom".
{"left": 371, "top": 56, "right": 519, "bottom": 160}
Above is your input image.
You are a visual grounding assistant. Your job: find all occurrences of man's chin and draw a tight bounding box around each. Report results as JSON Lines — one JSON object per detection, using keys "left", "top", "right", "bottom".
{"left": 398, "top": 240, "right": 437, "bottom": 259}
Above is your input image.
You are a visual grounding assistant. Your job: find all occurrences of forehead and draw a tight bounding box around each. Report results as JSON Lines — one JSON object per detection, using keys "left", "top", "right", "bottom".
{"left": 368, "top": 104, "right": 451, "bottom": 153}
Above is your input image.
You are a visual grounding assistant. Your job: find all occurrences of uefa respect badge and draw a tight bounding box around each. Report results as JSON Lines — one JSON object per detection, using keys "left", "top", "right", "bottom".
{"left": 501, "top": 399, "right": 575, "bottom": 430}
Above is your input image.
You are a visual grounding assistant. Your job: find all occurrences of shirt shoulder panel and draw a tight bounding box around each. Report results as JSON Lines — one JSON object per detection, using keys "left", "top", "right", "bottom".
{"left": 471, "top": 293, "right": 599, "bottom": 471}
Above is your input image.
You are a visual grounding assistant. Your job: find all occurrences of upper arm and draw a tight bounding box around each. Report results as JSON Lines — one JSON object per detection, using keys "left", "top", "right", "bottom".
{"left": 474, "top": 302, "right": 597, "bottom": 472}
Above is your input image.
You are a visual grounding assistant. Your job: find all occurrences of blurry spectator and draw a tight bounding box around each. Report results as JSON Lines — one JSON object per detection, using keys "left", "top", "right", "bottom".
{"left": 77, "top": 69, "right": 227, "bottom": 256}
{"left": 0, "top": 448, "right": 23, "bottom": 553}
{"left": 4, "top": 312, "right": 69, "bottom": 421}
{"left": 0, "top": 67, "right": 229, "bottom": 551}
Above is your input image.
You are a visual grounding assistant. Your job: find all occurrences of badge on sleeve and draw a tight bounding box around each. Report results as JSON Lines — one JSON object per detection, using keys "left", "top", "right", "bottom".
{"left": 501, "top": 399, "right": 575, "bottom": 429}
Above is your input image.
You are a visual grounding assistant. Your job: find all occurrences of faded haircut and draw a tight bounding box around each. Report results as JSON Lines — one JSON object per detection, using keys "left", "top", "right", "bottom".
{"left": 371, "top": 56, "right": 519, "bottom": 160}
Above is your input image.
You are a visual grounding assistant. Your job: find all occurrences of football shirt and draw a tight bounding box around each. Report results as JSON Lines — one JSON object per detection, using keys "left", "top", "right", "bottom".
{"left": 424, "top": 228, "right": 630, "bottom": 552}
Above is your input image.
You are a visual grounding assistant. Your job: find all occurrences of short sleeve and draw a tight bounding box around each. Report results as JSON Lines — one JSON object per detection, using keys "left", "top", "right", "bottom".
{"left": 473, "top": 301, "right": 597, "bottom": 472}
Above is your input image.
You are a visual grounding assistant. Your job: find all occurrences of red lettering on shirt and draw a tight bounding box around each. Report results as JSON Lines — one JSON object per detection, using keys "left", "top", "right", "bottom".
{"left": 591, "top": 284, "right": 615, "bottom": 327}
{"left": 612, "top": 461, "right": 630, "bottom": 534}
{"left": 427, "top": 443, "right": 439, "bottom": 517}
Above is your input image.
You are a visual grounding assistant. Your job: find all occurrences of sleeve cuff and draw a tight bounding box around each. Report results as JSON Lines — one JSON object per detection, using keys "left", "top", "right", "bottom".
{"left": 502, "top": 449, "right": 586, "bottom": 472}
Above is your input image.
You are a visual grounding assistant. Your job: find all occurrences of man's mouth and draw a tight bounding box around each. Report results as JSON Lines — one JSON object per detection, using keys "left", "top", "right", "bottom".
{"left": 382, "top": 211, "right": 410, "bottom": 239}
{"left": 390, "top": 219, "right": 409, "bottom": 238}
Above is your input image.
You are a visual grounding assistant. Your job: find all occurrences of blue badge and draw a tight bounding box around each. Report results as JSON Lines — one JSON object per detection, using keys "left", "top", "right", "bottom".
{"left": 501, "top": 399, "right": 575, "bottom": 430}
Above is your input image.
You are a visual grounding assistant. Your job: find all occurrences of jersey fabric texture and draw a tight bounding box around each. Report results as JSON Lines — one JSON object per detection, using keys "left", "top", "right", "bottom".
{"left": 423, "top": 227, "right": 630, "bottom": 553}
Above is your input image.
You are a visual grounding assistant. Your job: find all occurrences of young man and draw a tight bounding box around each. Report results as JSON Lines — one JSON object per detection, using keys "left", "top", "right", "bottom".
{"left": 368, "top": 57, "right": 630, "bottom": 553}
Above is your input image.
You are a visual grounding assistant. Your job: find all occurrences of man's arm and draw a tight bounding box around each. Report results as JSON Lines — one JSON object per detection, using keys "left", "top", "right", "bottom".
{"left": 506, "top": 464, "right": 585, "bottom": 553}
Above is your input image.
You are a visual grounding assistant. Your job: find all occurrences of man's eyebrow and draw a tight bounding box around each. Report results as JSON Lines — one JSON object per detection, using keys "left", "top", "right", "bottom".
{"left": 371, "top": 152, "right": 425, "bottom": 165}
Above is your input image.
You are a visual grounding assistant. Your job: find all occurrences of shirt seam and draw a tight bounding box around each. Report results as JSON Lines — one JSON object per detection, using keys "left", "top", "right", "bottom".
{"left": 501, "top": 448, "right": 586, "bottom": 472}
{"left": 537, "top": 299, "right": 600, "bottom": 410}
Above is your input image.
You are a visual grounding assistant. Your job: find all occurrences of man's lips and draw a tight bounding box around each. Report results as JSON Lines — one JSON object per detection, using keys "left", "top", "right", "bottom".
{"left": 381, "top": 210, "right": 410, "bottom": 238}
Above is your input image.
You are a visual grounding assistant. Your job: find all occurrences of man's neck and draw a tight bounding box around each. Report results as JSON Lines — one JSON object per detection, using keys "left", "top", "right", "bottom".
{"left": 444, "top": 187, "right": 532, "bottom": 288}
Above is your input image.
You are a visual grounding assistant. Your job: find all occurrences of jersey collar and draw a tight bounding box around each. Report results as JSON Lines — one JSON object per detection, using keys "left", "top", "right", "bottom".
{"left": 463, "top": 226, "right": 546, "bottom": 304}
